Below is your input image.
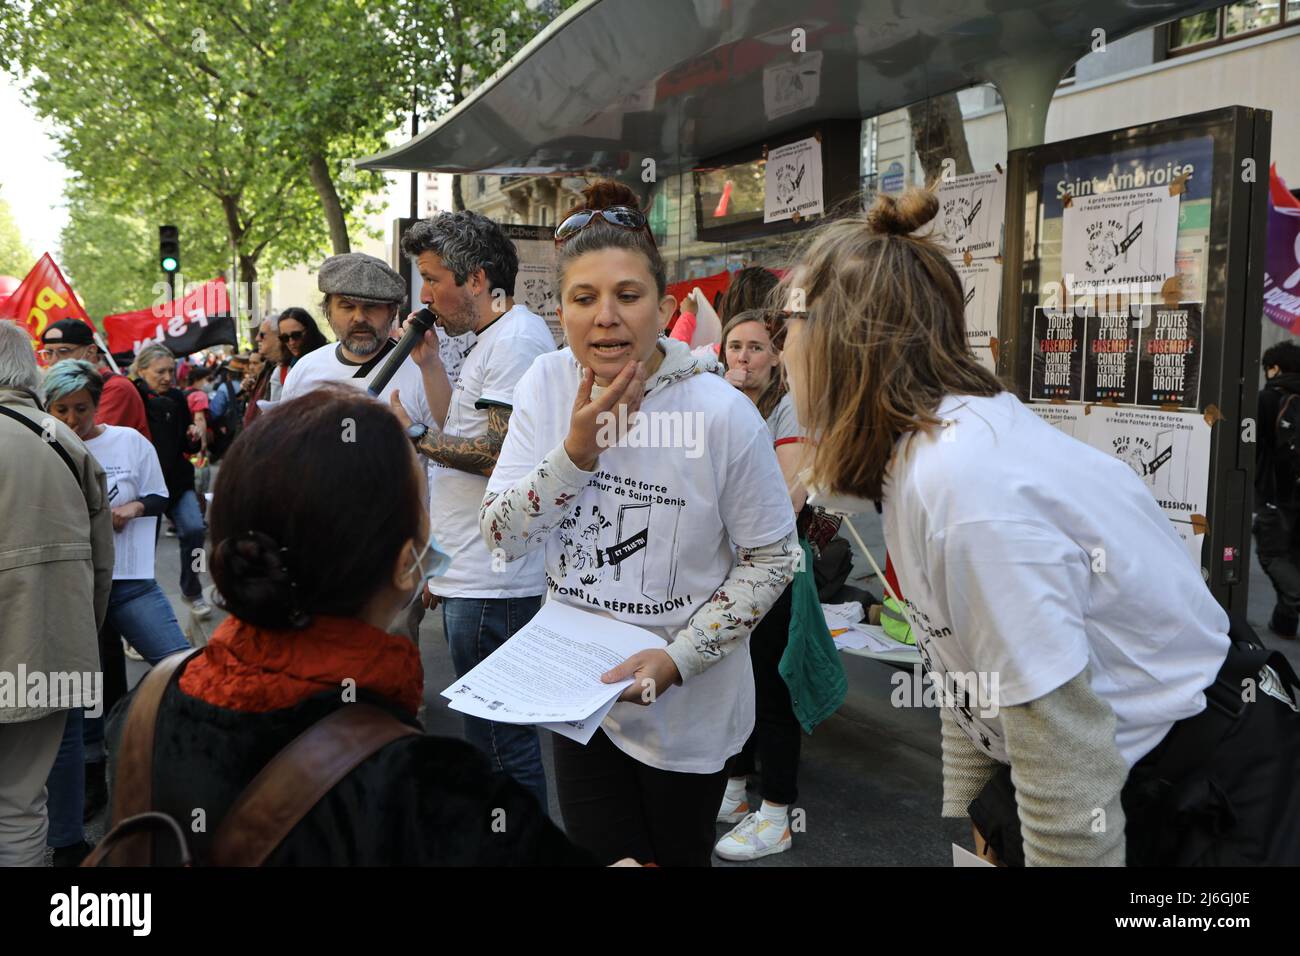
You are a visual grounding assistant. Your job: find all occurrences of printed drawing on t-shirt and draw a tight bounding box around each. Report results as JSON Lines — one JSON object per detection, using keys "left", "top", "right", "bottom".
{"left": 546, "top": 469, "right": 692, "bottom": 617}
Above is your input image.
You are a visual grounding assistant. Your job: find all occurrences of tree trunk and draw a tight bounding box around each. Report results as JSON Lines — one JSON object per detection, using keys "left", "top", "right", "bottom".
{"left": 239, "top": 254, "right": 259, "bottom": 327}
{"left": 907, "top": 93, "right": 974, "bottom": 184}
{"left": 452, "top": 174, "right": 465, "bottom": 212}
{"left": 307, "top": 151, "right": 350, "bottom": 253}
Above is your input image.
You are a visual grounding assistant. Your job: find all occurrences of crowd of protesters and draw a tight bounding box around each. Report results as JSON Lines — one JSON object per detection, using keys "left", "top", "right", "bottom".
{"left": 2, "top": 182, "right": 1298, "bottom": 869}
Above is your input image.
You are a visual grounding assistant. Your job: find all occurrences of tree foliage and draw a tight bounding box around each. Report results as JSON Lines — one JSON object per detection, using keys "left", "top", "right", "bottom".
{"left": 0, "top": 0, "right": 568, "bottom": 315}
{"left": 0, "top": 190, "right": 35, "bottom": 278}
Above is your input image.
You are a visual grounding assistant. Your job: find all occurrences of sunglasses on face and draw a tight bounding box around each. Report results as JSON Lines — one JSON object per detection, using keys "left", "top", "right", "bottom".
{"left": 554, "top": 206, "right": 655, "bottom": 246}
{"left": 278, "top": 331, "right": 305, "bottom": 344}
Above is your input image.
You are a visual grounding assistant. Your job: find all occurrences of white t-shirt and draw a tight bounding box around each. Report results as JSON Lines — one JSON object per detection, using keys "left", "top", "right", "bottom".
{"left": 430, "top": 305, "right": 554, "bottom": 598}
{"left": 281, "top": 340, "right": 438, "bottom": 429}
{"left": 487, "top": 347, "right": 797, "bottom": 772}
{"left": 85, "top": 424, "right": 169, "bottom": 581}
{"left": 882, "top": 391, "right": 1229, "bottom": 767}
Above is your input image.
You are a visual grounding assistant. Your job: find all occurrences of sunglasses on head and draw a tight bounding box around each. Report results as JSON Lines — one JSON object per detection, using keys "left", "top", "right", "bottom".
{"left": 554, "top": 206, "right": 654, "bottom": 246}
{"left": 278, "top": 331, "right": 305, "bottom": 344}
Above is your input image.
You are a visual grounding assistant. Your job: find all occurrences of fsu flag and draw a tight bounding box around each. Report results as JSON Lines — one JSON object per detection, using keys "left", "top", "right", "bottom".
{"left": 104, "top": 277, "right": 237, "bottom": 359}
{"left": 0, "top": 253, "right": 94, "bottom": 346}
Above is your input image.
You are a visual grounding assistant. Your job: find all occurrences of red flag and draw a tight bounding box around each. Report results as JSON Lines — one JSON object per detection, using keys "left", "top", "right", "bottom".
{"left": 0, "top": 253, "right": 93, "bottom": 347}
{"left": 1271, "top": 163, "right": 1300, "bottom": 210}
{"left": 103, "top": 277, "right": 235, "bottom": 357}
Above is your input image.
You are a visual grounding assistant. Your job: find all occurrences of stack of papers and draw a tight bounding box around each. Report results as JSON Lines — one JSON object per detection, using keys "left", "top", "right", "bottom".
{"left": 440, "top": 601, "right": 666, "bottom": 744}
{"left": 821, "top": 602, "right": 865, "bottom": 630}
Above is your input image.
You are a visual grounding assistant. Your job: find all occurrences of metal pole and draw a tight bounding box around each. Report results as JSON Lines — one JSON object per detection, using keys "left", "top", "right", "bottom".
{"left": 410, "top": 85, "right": 420, "bottom": 220}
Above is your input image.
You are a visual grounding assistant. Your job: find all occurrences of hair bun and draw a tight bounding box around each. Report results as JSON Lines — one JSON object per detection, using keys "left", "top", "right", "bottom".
{"left": 580, "top": 179, "right": 640, "bottom": 212}
{"left": 212, "top": 531, "right": 306, "bottom": 627}
{"left": 865, "top": 187, "right": 939, "bottom": 236}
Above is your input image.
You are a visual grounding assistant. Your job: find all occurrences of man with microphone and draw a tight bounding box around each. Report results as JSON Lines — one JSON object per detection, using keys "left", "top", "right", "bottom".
{"left": 388, "top": 211, "right": 554, "bottom": 812}
{"left": 280, "top": 252, "right": 441, "bottom": 436}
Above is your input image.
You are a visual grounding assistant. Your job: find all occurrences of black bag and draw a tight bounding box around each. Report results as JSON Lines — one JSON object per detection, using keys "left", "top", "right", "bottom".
{"left": 1274, "top": 393, "right": 1300, "bottom": 482}
{"left": 968, "top": 615, "right": 1300, "bottom": 866}
{"left": 206, "top": 378, "right": 243, "bottom": 462}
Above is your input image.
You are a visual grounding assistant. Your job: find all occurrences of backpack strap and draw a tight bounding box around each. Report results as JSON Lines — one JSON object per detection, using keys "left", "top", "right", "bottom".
{"left": 1277, "top": 394, "right": 1299, "bottom": 435}
{"left": 0, "top": 403, "right": 80, "bottom": 486}
{"left": 92, "top": 648, "right": 201, "bottom": 866}
{"left": 208, "top": 703, "right": 419, "bottom": 866}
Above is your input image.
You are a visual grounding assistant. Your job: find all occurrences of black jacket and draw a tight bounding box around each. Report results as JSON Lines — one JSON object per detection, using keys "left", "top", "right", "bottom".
{"left": 1256, "top": 372, "right": 1300, "bottom": 507}
{"left": 134, "top": 380, "right": 198, "bottom": 500}
{"left": 107, "top": 680, "right": 594, "bottom": 866}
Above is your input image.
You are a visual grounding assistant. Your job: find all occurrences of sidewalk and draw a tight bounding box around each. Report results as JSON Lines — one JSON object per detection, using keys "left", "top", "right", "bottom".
{"left": 104, "top": 507, "right": 1294, "bottom": 867}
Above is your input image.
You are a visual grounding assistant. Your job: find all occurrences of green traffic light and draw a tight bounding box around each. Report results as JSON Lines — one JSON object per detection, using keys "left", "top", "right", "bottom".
{"left": 162, "top": 257, "right": 179, "bottom": 272}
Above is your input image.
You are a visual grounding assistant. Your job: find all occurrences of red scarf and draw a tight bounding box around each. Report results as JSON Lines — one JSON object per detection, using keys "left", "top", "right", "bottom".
{"left": 179, "top": 615, "right": 423, "bottom": 717}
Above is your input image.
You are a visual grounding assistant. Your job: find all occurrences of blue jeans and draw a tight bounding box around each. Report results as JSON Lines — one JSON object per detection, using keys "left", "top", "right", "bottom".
{"left": 166, "top": 489, "right": 206, "bottom": 600}
{"left": 84, "top": 579, "right": 190, "bottom": 763}
{"left": 46, "top": 709, "right": 84, "bottom": 849}
{"left": 441, "top": 595, "right": 548, "bottom": 811}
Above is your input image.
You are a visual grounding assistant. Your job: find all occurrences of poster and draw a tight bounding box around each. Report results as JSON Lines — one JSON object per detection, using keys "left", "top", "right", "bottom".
{"left": 763, "top": 51, "right": 822, "bottom": 121}
{"left": 932, "top": 169, "right": 1005, "bottom": 261}
{"left": 1028, "top": 402, "right": 1087, "bottom": 440}
{"left": 1030, "top": 307, "right": 1083, "bottom": 401}
{"left": 1061, "top": 184, "right": 1181, "bottom": 296}
{"left": 954, "top": 258, "right": 1001, "bottom": 350}
{"left": 503, "top": 224, "right": 563, "bottom": 346}
{"left": 1082, "top": 310, "right": 1138, "bottom": 404}
{"left": 1135, "top": 302, "right": 1202, "bottom": 408}
{"left": 1082, "top": 405, "right": 1211, "bottom": 565}
{"left": 764, "top": 136, "right": 824, "bottom": 224}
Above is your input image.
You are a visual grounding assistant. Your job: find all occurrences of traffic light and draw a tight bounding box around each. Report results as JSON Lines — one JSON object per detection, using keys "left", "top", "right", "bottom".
{"left": 159, "top": 225, "right": 180, "bottom": 274}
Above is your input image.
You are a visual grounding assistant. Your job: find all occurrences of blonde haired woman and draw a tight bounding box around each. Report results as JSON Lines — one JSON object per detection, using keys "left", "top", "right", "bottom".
{"left": 780, "top": 187, "right": 1300, "bottom": 866}
{"left": 130, "top": 343, "right": 211, "bottom": 617}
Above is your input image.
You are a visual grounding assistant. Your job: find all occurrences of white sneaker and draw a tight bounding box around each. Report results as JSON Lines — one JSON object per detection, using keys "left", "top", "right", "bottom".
{"left": 716, "top": 793, "right": 751, "bottom": 824}
{"left": 122, "top": 640, "right": 144, "bottom": 662}
{"left": 714, "top": 812, "right": 791, "bottom": 862}
{"left": 188, "top": 596, "right": 213, "bottom": 620}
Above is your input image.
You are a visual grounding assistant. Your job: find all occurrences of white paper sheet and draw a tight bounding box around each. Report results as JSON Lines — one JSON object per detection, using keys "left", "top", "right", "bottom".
{"left": 111, "top": 516, "right": 158, "bottom": 581}
{"left": 834, "top": 622, "right": 906, "bottom": 654}
{"left": 953, "top": 843, "right": 996, "bottom": 867}
{"left": 539, "top": 693, "right": 622, "bottom": 745}
{"left": 441, "top": 601, "right": 665, "bottom": 725}
{"left": 764, "top": 136, "right": 824, "bottom": 223}
{"left": 821, "top": 601, "right": 864, "bottom": 629}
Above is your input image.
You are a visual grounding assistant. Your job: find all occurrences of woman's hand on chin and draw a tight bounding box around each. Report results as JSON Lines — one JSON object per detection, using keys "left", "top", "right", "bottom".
{"left": 564, "top": 360, "right": 645, "bottom": 471}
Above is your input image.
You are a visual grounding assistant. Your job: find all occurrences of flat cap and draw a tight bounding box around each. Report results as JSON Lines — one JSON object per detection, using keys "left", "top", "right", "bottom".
{"left": 317, "top": 252, "right": 405, "bottom": 304}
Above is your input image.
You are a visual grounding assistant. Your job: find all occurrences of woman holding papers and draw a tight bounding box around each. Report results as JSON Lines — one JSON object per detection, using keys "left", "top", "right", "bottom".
{"left": 103, "top": 387, "right": 593, "bottom": 865}
{"left": 778, "top": 187, "right": 1300, "bottom": 865}
{"left": 481, "top": 180, "right": 800, "bottom": 867}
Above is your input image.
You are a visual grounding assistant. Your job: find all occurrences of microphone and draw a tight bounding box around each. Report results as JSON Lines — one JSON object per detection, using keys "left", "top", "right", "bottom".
{"left": 367, "top": 308, "right": 437, "bottom": 397}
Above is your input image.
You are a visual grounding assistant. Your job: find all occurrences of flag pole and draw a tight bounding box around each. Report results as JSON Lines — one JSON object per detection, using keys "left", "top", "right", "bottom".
{"left": 94, "top": 331, "right": 121, "bottom": 373}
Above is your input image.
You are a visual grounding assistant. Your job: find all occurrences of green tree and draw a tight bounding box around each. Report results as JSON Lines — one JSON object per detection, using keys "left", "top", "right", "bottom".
{"left": 0, "top": 190, "right": 34, "bottom": 278}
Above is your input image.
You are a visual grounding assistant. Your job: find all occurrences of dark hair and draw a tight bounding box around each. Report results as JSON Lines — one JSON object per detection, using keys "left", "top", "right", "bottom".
{"left": 185, "top": 366, "right": 213, "bottom": 387}
{"left": 209, "top": 385, "right": 423, "bottom": 629}
{"left": 556, "top": 180, "right": 667, "bottom": 297}
{"left": 400, "top": 210, "right": 520, "bottom": 294}
{"left": 1263, "top": 341, "right": 1300, "bottom": 375}
{"left": 718, "top": 267, "right": 779, "bottom": 323}
{"left": 277, "top": 306, "right": 329, "bottom": 360}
